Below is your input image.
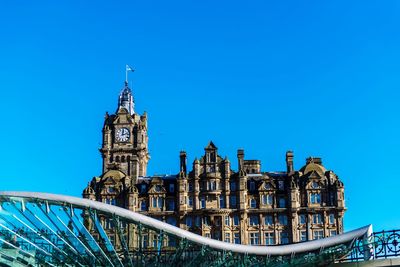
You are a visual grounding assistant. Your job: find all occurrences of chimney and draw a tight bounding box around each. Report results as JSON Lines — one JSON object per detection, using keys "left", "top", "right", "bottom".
{"left": 237, "top": 149, "right": 244, "bottom": 171}
{"left": 286, "top": 151, "right": 294, "bottom": 173}
{"left": 180, "top": 151, "right": 187, "bottom": 174}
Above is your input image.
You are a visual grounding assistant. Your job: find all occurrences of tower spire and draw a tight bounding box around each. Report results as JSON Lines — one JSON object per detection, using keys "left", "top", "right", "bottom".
{"left": 118, "top": 82, "right": 135, "bottom": 115}
{"left": 117, "top": 65, "right": 135, "bottom": 115}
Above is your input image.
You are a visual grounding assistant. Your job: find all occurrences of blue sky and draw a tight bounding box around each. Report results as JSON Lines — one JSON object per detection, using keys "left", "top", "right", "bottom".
{"left": 0, "top": 1, "right": 399, "bottom": 232}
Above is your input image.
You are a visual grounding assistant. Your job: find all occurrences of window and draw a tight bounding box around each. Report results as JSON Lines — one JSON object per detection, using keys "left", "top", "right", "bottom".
{"left": 280, "top": 232, "right": 289, "bottom": 244}
{"left": 188, "top": 182, "right": 193, "bottom": 192}
{"left": 313, "top": 214, "right": 323, "bottom": 224}
{"left": 264, "top": 215, "right": 273, "bottom": 226}
{"left": 152, "top": 198, "right": 157, "bottom": 208}
{"left": 330, "top": 230, "right": 337, "bottom": 236}
{"left": 111, "top": 199, "right": 116, "bottom": 206}
{"left": 310, "top": 193, "right": 321, "bottom": 204}
{"left": 233, "top": 215, "right": 239, "bottom": 226}
{"left": 249, "top": 232, "right": 260, "bottom": 245}
{"left": 329, "top": 214, "right": 335, "bottom": 224}
{"left": 185, "top": 216, "right": 192, "bottom": 227}
{"left": 219, "top": 196, "right": 226, "bottom": 208}
{"left": 140, "top": 201, "right": 147, "bottom": 211}
{"left": 278, "top": 197, "right": 286, "bottom": 208}
{"left": 262, "top": 194, "right": 273, "bottom": 205}
{"left": 230, "top": 181, "right": 236, "bottom": 191}
{"left": 195, "top": 216, "right": 201, "bottom": 227}
{"left": 299, "top": 214, "right": 306, "bottom": 225}
{"left": 311, "top": 181, "right": 319, "bottom": 189}
{"left": 234, "top": 233, "right": 240, "bottom": 244}
{"left": 169, "top": 184, "right": 175, "bottom": 193}
{"left": 205, "top": 233, "right": 211, "bottom": 238}
{"left": 249, "top": 215, "right": 259, "bottom": 226}
{"left": 167, "top": 217, "right": 176, "bottom": 226}
{"left": 203, "top": 216, "right": 210, "bottom": 226}
{"left": 278, "top": 215, "right": 288, "bottom": 225}
{"left": 140, "top": 184, "right": 146, "bottom": 193}
{"left": 168, "top": 236, "right": 177, "bottom": 247}
{"left": 230, "top": 196, "right": 237, "bottom": 209}
{"left": 167, "top": 199, "right": 175, "bottom": 211}
{"left": 209, "top": 181, "right": 216, "bottom": 191}
{"left": 142, "top": 235, "right": 148, "bottom": 248}
{"left": 278, "top": 180, "right": 284, "bottom": 190}
{"left": 250, "top": 199, "right": 257, "bottom": 208}
{"left": 300, "top": 231, "right": 307, "bottom": 242}
{"left": 313, "top": 230, "right": 324, "bottom": 240}
{"left": 225, "top": 216, "right": 230, "bottom": 226}
{"left": 200, "top": 197, "right": 206, "bottom": 209}
{"left": 264, "top": 232, "right": 274, "bottom": 245}
{"left": 105, "top": 218, "right": 113, "bottom": 229}
{"left": 264, "top": 183, "right": 271, "bottom": 190}
{"left": 188, "top": 197, "right": 193, "bottom": 208}
{"left": 224, "top": 233, "right": 231, "bottom": 243}
{"left": 108, "top": 187, "right": 115, "bottom": 193}
{"left": 249, "top": 181, "right": 256, "bottom": 191}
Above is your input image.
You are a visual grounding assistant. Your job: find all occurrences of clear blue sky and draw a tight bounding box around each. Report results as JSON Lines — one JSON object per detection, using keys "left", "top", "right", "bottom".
{"left": 0, "top": 1, "right": 399, "bottom": 232}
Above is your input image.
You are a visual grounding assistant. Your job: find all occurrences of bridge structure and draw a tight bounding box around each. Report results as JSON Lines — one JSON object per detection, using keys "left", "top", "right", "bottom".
{"left": 0, "top": 192, "right": 397, "bottom": 267}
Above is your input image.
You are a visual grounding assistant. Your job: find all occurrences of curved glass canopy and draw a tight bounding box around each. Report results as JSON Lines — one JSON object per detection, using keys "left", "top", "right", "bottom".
{"left": 0, "top": 191, "right": 371, "bottom": 266}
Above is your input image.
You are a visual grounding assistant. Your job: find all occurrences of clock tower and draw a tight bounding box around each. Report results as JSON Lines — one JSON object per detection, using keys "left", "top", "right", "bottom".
{"left": 100, "top": 81, "right": 150, "bottom": 184}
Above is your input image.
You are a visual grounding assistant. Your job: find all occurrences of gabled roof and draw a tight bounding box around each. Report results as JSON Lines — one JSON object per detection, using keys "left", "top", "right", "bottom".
{"left": 205, "top": 141, "right": 217, "bottom": 150}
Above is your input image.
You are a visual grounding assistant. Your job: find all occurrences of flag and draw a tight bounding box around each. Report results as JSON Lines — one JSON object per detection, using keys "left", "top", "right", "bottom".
{"left": 126, "top": 65, "right": 135, "bottom": 72}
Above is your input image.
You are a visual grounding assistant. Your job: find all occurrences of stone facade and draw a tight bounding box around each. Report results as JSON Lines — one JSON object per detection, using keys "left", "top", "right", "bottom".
{"left": 83, "top": 82, "right": 346, "bottom": 245}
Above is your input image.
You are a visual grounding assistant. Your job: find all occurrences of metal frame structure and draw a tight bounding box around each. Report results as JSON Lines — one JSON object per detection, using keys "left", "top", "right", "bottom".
{"left": 0, "top": 191, "right": 372, "bottom": 266}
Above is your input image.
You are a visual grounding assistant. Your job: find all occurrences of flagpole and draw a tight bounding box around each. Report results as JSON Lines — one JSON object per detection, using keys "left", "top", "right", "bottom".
{"left": 125, "top": 65, "right": 128, "bottom": 83}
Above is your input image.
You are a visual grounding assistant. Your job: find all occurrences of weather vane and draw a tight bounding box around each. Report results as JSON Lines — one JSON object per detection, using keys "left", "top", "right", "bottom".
{"left": 125, "top": 64, "right": 134, "bottom": 83}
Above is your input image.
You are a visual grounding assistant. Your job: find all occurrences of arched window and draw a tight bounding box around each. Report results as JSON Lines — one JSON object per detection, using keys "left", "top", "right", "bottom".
{"left": 310, "top": 193, "right": 321, "bottom": 204}
{"left": 121, "top": 156, "right": 125, "bottom": 163}
{"left": 115, "top": 156, "right": 120, "bottom": 162}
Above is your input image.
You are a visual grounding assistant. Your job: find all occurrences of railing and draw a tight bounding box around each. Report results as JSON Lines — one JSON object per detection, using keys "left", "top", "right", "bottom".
{"left": 341, "top": 229, "right": 400, "bottom": 262}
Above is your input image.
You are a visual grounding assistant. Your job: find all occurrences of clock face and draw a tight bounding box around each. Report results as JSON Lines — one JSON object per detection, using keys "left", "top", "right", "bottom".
{"left": 116, "top": 127, "right": 130, "bottom": 142}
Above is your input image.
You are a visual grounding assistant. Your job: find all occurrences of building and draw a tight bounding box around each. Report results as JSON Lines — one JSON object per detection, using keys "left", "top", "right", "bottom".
{"left": 82, "top": 81, "right": 346, "bottom": 246}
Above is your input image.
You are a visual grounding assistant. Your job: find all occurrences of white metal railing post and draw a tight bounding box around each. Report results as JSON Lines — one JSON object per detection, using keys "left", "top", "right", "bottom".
{"left": 363, "top": 225, "right": 374, "bottom": 261}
